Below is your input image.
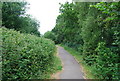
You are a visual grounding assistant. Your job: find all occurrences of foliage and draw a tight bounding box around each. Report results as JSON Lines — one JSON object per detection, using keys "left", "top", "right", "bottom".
{"left": 1, "top": 27, "right": 56, "bottom": 80}
{"left": 93, "top": 2, "right": 120, "bottom": 51}
{"left": 52, "top": 2, "right": 83, "bottom": 49}
{"left": 44, "top": 31, "right": 56, "bottom": 42}
{"left": 91, "top": 2, "right": 119, "bottom": 21}
{"left": 0, "top": 2, "right": 2, "bottom": 26}
{"left": 92, "top": 2, "right": 120, "bottom": 79}
{"left": 19, "top": 15, "right": 40, "bottom": 36}
{"left": 94, "top": 42, "right": 119, "bottom": 79}
{"left": 2, "top": 2, "right": 27, "bottom": 29}
{"left": 52, "top": 2, "right": 120, "bottom": 79}
{"left": 2, "top": 2, "right": 40, "bottom": 36}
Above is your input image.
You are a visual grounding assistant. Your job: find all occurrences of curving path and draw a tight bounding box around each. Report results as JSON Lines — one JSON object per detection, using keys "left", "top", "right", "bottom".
{"left": 57, "top": 46, "right": 84, "bottom": 79}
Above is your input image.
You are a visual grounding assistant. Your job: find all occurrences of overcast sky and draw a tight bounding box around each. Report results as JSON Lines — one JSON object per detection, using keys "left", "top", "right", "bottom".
{"left": 26, "top": 0, "right": 72, "bottom": 35}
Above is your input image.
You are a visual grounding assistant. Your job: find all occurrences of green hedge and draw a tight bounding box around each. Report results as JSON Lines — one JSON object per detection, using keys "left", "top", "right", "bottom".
{"left": 94, "top": 42, "right": 119, "bottom": 79}
{"left": 1, "top": 27, "right": 56, "bottom": 80}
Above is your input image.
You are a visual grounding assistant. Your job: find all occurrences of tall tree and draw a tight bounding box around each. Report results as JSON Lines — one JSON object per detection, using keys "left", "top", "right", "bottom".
{"left": 2, "top": 2, "right": 27, "bottom": 29}
{"left": 20, "top": 15, "right": 40, "bottom": 36}
{"left": 52, "top": 2, "right": 83, "bottom": 49}
{"left": 2, "top": 2, "right": 40, "bottom": 36}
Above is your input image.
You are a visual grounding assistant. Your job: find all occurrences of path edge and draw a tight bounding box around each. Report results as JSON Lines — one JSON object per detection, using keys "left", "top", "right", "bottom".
{"left": 51, "top": 45, "right": 64, "bottom": 79}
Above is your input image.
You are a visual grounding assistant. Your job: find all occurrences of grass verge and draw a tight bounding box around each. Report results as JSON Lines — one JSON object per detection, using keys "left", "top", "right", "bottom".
{"left": 49, "top": 46, "right": 62, "bottom": 79}
{"left": 60, "top": 44, "right": 95, "bottom": 79}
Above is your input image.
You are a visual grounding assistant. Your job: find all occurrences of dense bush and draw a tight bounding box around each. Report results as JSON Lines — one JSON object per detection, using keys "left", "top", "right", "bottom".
{"left": 44, "top": 31, "right": 56, "bottom": 42}
{"left": 94, "top": 42, "right": 119, "bottom": 79}
{"left": 1, "top": 27, "right": 56, "bottom": 80}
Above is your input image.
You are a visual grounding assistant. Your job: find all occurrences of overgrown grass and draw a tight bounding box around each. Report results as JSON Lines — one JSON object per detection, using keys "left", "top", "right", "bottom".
{"left": 42, "top": 52, "right": 62, "bottom": 79}
{"left": 60, "top": 44, "right": 95, "bottom": 79}
{"left": 39, "top": 49, "right": 62, "bottom": 79}
{"left": 47, "top": 51, "right": 62, "bottom": 79}
{"left": 54, "top": 56, "right": 62, "bottom": 71}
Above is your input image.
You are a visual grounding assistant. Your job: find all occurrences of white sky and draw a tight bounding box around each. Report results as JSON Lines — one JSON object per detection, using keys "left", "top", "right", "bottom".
{"left": 26, "top": 0, "right": 72, "bottom": 35}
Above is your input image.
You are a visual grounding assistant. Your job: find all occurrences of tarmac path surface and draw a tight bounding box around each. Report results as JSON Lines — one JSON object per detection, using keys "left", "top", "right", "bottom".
{"left": 57, "top": 46, "right": 84, "bottom": 79}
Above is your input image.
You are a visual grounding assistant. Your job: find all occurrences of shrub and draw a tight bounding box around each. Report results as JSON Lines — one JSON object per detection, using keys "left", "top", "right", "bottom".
{"left": 94, "top": 42, "right": 119, "bottom": 79}
{"left": 1, "top": 27, "right": 56, "bottom": 80}
{"left": 44, "top": 31, "right": 56, "bottom": 42}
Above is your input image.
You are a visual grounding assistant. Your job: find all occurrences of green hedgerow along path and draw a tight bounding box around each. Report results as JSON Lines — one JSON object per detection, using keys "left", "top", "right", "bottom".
{"left": 1, "top": 27, "right": 61, "bottom": 80}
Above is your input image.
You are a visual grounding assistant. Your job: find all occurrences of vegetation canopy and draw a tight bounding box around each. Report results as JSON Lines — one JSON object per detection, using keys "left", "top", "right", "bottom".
{"left": 52, "top": 2, "right": 120, "bottom": 79}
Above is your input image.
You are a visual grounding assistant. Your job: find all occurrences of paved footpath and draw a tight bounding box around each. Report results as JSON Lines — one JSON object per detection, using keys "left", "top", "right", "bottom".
{"left": 57, "top": 46, "right": 84, "bottom": 79}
